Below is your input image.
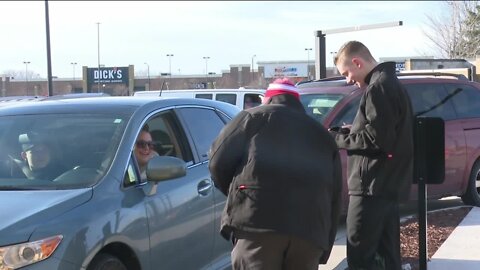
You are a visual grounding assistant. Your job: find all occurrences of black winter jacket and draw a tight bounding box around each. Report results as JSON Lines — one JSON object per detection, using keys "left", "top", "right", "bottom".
{"left": 208, "top": 95, "right": 342, "bottom": 263}
{"left": 333, "top": 62, "right": 414, "bottom": 201}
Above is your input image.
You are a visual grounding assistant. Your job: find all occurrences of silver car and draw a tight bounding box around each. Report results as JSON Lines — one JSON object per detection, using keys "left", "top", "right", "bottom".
{"left": 0, "top": 96, "right": 239, "bottom": 270}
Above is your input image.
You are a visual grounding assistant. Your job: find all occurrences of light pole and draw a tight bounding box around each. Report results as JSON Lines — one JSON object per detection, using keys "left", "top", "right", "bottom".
{"left": 96, "top": 22, "right": 101, "bottom": 92}
{"left": 71, "top": 62, "right": 77, "bottom": 80}
{"left": 251, "top": 54, "right": 256, "bottom": 82}
{"left": 23, "top": 61, "right": 30, "bottom": 95}
{"left": 45, "top": 0, "right": 53, "bottom": 96}
{"left": 166, "top": 54, "right": 174, "bottom": 78}
{"left": 203, "top": 56, "right": 210, "bottom": 86}
{"left": 144, "top": 62, "right": 150, "bottom": 90}
{"left": 305, "top": 48, "right": 312, "bottom": 80}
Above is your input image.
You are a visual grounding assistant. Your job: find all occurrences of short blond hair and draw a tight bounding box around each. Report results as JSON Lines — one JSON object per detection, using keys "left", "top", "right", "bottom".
{"left": 334, "top": 41, "right": 375, "bottom": 66}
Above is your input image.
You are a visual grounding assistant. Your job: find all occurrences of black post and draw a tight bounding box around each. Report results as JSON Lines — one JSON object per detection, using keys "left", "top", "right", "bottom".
{"left": 314, "top": 31, "right": 327, "bottom": 79}
{"left": 415, "top": 117, "right": 428, "bottom": 270}
{"left": 45, "top": 0, "right": 53, "bottom": 96}
{"left": 414, "top": 117, "right": 445, "bottom": 270}
{"left": 418, "top": 177, "right": 428, "bottom": 270}
{"left": 319, "top": 34, "right": 326, "bottom": 79}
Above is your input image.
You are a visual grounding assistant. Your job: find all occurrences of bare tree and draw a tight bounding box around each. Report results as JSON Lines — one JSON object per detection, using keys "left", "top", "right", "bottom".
{"left": 424, "top": 1, "right": 479, "bottom": 58}
{"left": 3, "top": 70, "right": 25, "bottom": 80}
{"left": 460, "top": 4, "right": 480, "bottom": 57}
{"left": 2, "top": 69, "right": 39, "bottom": 80}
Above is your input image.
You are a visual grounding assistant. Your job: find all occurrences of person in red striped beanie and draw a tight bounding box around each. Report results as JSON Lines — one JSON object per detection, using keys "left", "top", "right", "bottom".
{"left": 209, "top": 76, "right": 342, "bottom": 269}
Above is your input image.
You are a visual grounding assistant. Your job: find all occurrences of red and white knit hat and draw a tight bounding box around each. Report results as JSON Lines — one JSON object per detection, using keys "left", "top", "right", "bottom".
{"left": 263, "top": 78, "right": 299, "bottom": 103}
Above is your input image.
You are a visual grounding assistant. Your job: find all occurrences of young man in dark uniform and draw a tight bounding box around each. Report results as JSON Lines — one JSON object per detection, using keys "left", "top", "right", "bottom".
{"left": 331, "top": 40, "right": 414, "bottom": 270}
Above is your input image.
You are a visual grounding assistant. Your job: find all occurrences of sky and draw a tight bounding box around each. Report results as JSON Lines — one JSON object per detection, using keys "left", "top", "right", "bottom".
{"left": 0, "top": 1, "right": 448, "bottom": 79}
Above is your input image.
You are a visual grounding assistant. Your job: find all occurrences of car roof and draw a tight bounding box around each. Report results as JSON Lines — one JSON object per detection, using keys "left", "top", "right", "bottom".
{"left": 133, "top": 88, "right": 266, "bottom": 97}
{"left": 0, "top": 96, "right": 240, "bottom": 116}
{"left": 0, "top": 96, "right": 44, "bottom": 107}
{"left": 0, "top": 95, "right": 44, "bottom": 102}
{"left": 0, "top": 93, "right": 111, "bottom": 107}
{"left": 296, "top": 73, "right": 480, "bottom": 95}
{"left": 297, "top": 78, "right": 358, "bottom": 95}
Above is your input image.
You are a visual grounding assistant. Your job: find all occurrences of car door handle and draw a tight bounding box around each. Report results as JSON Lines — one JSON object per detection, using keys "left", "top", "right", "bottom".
{"left": 197, "top": 179, "right": 213, "bottom": 196}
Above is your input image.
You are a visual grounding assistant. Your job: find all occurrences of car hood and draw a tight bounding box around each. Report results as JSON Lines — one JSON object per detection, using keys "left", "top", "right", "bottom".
{"left": 0, "top": 188, "right": 93, "bottom": 245}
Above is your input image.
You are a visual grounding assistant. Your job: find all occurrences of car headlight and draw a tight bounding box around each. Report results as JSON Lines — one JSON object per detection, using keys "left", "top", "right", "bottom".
{"left": 0, "top": 235, "right": 63, "bottom": 270}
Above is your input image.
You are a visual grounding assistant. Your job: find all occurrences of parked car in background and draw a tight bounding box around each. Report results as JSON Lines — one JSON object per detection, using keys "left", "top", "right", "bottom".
{"left": 133, "top": 88, "right": 265, "bottom": 110}
{"left": 297, "top": 73, "right": 480, "bottom": 211}
{"left": 0, "top": 96, "right": 239, "bottom": 270}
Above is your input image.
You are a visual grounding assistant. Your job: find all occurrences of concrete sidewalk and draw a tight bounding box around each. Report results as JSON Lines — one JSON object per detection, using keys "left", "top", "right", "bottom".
{"left": 428, "top": 206, "right": 480, "bottom": 269}
{"left": 319, "top": 206, "right": 480, "bottom": 270}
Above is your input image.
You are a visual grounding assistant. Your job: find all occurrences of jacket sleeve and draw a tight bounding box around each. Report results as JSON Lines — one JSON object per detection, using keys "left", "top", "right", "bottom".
{"left": 208, "top": 111, "right": 251, "bottom": 195}
{"left": 319, "top": 149, "right": 343, "bottom": 264}
{"left": 334, "top": 84, "right": 397, "bottom": 155}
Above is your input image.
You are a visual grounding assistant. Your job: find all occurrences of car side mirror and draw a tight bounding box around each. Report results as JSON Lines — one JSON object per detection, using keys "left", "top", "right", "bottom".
{"left": 146, "top": 156, "right": 186, "bottom": 182}
{"left": 143, "top": 156, "right": 187, "bottom": 196}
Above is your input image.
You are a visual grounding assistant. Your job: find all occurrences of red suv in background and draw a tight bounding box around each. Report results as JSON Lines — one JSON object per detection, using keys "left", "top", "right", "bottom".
{"left": 297, "top": 73, "right": 480, "bottom": 211}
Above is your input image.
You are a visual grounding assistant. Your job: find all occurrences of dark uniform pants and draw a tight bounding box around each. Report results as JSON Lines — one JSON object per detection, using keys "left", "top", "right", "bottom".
{"left": 346, "top": 195, "right": 401, "bottom": 270}
{"left": 231, "top": 230, "right": 323, "bottom": 270}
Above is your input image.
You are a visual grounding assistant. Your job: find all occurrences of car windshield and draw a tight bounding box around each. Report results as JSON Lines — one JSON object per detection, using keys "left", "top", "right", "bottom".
{"left": 300, "top": 93, "right": 344, "bottom": 124}
{"left": 0, "top": 113, "right": 128, "bottom": 190}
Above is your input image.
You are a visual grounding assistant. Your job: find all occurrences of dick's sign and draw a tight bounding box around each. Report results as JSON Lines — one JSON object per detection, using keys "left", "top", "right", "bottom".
{"left": 88, "top": 67, "right": 129, "bottom": 84}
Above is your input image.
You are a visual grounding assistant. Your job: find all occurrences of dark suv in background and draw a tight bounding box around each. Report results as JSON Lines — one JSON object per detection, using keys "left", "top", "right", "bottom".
{"left": 297, "top": 73, "right": 480, "bottom": 211}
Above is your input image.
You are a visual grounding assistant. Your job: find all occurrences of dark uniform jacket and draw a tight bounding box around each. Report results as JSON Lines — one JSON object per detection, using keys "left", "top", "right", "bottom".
{"left": 333, "top": 62, "right": 414, "bottom": 201}
{"left": 208, "top": 95, "right": 342, "bottom": 263}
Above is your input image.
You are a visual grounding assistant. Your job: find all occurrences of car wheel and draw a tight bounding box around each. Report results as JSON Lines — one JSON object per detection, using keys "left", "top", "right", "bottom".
{"left": 461, "top": 160, "right": 480, "bottom": 206}
{"left": 87, "top": 253, "right": 127, "bottom": 270}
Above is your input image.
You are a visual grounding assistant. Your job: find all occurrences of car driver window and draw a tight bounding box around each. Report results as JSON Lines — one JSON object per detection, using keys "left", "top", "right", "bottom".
{"left": 144, "top": 112, "right": 191, "bottom": 162}
{"left": 129, "top": 111, "right": 194, "bottom": 183}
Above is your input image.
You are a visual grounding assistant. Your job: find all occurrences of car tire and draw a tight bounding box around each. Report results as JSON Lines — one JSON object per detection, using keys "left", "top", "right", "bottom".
{"left": 87, "top": 253, "right": 127, "bottom": 270}
{"left": 461, "top": 160, "right": 480, "bottom": 206}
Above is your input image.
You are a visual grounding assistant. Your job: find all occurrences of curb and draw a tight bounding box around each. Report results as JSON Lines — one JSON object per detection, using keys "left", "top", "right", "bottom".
{"left": 400, "top": 205, "right": 473, "bottom": 224}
